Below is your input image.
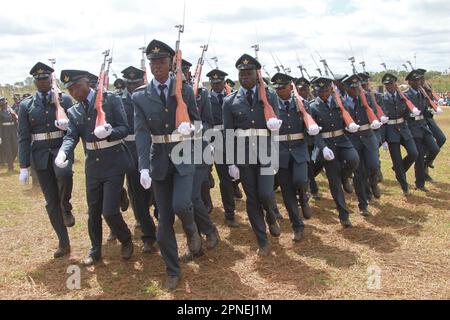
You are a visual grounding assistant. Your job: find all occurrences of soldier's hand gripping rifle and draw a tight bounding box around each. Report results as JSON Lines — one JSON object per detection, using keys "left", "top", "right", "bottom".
{"left": 49, "top": 58, "right": 69, "bottom": 131}
{"left": 94, "top": 50, "right": 110, "bottom": 128}
{"left": 291, "top": 81, "right": 320, "bottom": 136}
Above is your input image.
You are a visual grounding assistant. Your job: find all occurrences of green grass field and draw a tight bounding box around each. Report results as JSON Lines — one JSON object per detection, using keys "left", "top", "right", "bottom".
{"left": 0, "top": 112, "right": 449, "bottom": 300}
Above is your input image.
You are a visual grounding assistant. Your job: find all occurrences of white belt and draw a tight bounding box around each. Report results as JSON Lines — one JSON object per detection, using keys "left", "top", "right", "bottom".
{"left": 321, "top": 129, "right": 345, "bottom": 139}
{"left": 235, "top": 128, "right": 270, "bottom": 137}
{"left": 213, "top": 125, "right": 224, "bottom": 131}
{"left": 413, "top": 115, "right": 424, "bottom": 121}
{"left": 357, "top": 124, "right": 371, "bottom": 132}
{"left": 151, "top": 133, "right": 193, "bottom": 144}
{"left": 32, "top": 131, "right": 64, "bottom": 142}
{"left": 387, "top": 118, "right": 404, "bottom": 125}
{"left": 2, "top": 122, "right": 15, "bottom": 126}
{"left": 124, "top": 134, "right": 136, "bottom": 142}
{"left": 274, "top": 133, "right": 305, "bottom": 142}
{"left": 86, "top": 140, "right": 122, "bottom": 150}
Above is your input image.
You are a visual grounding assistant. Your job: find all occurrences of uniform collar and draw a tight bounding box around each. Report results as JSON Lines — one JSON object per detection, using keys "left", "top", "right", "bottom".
{"left": 86, "top": 89, "right": 95, "bottom": 104}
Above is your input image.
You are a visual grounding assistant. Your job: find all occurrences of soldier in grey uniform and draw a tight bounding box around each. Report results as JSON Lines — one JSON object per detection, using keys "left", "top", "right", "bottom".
{"left": 0, "top": 97, "right": 18, "bottom": 172}
{"left": 271, "top": 73, "right": 316, "bottom": 241}
{"left": 223, "top": 54, "right": 282, "bottom": 256}
{"left": 403, "top": 70, "right": 440, "bottom": 192}
{"left": 380, "top": 73, "right": 418, "bottom": 196}
{"left": 56, "top": 69, "right": 134, "bottom": 266}
{"left": 207, "top": 69, "right": 241, "bottom": 227}
{"left": 120, "top": 66, "right": 157, "bottom": 253}
{"left": 342, "top": 74, "right": 381, "bottom": 216}
{"left": 18, "top": 62, "right": 75, "bottom": 258}
{"left": 132, "top": 39, "right": 203, "bottom": 290}
{"left": 309, "top": 77, "right": 360, "bottom": 228}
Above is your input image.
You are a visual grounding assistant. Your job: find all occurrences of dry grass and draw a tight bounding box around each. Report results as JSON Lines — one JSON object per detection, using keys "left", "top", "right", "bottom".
{"left": 0, "top": 112, "right": 449, "bottom": 300}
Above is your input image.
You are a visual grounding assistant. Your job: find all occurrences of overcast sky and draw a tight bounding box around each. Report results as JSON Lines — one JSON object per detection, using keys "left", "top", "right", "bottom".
{"left": 1, "top": 0, "right": 449, "bottom": 84}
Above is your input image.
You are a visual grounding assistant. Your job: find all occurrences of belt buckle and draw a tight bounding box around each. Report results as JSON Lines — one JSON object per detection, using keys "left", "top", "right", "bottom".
{"left": 331, "top": 131, "right": 336, "bottom": 138}
{"left": 93, "top": 141, "right": 99, "bottom": 150}
{"left": 163, "top": 135, "right": 171, "bottom": 143}
{"left": 287, "top": 134, "right": 292, "bottom": 141}
{"left": 46, "top": 132, "right": 51, "bottom": 140}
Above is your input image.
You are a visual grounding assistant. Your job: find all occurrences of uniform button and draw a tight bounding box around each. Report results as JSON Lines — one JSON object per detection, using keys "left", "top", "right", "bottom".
{"left": 251, "top": 120, "right": 255, "bottom": 124}
{"left": 91, "top": 132, "right": 94, "bottom": 135}
{"left": 288, "top": 114, "right": 290, "bottom": 117}
{"left": 165, "top": 109, "right": 169, "bottom": 113}
{"left": 46, "top": 124, "right": 50, "bottom": 127}
{"left": 289, "top": 148, "right": 292, "bottom": 152}
{"left": 165, "top": 124, "right": 169, "bottom": 128}
{"left": 45, "top": 111, "right": 48, "bottom": 115}
{"left": 96, "top": 158, "right": 100, "bottom": 162}
{"left": 88, "top": 117, "right": 91, "bottom": 121}
{"left": 251, "top": 109, "right": 254, "bottom": 112}
{"left": 288, "top": 126, "right": 291, "bottom": 129}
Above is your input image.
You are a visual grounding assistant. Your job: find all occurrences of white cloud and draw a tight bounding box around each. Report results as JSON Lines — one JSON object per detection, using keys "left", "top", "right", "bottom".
{"left": 0, "top": 0, "right": 449, "bottom": 85}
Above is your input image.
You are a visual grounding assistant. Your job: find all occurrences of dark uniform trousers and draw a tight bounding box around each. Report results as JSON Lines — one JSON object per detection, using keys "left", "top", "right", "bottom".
{"left": 132, "top": 78, "right": 201, "bottom": 277}
{"left": 60, "top": 91, "right": 132, "bottom": 259}
{"left": 18, "top": 93, "right": 74, "bottom": 247}
{"left": 191, "top": 88, "right": 216, "bottom": 237}
{"left": 223, "top": 86, "right": 280, "bottom": 247}
{"left": 404, "top": 89, "right": 440, "bottom": 188}
{"left": 210, "top": 92, "right": 236, "bottom": 221}
{"left": 310, "top": 96, "right": 359, "bottom": 220}
{"left": 121, "top": 89, "right": 157, "bottom": 244}
{"left": 345, "top": 96, "right": 380, "bottom": 210}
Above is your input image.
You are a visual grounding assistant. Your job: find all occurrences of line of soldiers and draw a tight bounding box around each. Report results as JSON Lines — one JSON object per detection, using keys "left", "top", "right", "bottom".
{"left": 15, "top": 40, "right": 446, "bottom": 291}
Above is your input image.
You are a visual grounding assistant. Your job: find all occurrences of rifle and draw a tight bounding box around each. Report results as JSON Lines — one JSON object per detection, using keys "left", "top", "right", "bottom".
{"left": 291, "top": 81, "right": 318, "bottom": 131}
{"left": 94, "top": 50, "right": 110, "bottom": 128}
{"left": 320, "top": 58, "right": 357, "bottom": 128}
{"left": 104, "top": 57, "right": 113, "bottom": 89}
{"left": 419, "top": 85, "right": 439, "bottom": 112}
{"left": 139, "top": 46, "right": 148, "bottom": 84}
{"left": 358, "top": 84, "right": 380, "bottom": 124}
{"left": 395, "top": 84, "right": 417, "bottom": 113}
{"left": 172, "top": 8, "right": 191, "bottom": 128}
{"left": 192, "top": 40, "right": 210, "bottom": 98}
{"left": 48, "top": 58, "right": 69, "bottom": 122}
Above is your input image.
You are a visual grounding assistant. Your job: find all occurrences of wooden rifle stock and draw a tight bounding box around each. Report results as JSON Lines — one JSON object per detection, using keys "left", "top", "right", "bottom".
{"left": 395, "top": 84, "right": 416, "bottom": 112}
{"left": 291, "top": 81, "right": 318, "bottom": 129}
{"left": 331, "top": 83, "right": 356, "bottom": 127}
{"left": 257, "top": 70, "right": 278, "bottom": 121}
{"left": 359, "top": 85, "right": 379, "bottom": 123}
{"left": 419, "top": 86, "right": 438, "bottom": 111}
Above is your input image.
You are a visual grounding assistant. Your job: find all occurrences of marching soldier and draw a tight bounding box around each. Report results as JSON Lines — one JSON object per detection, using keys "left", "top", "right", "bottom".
{"left": 181, "top": 60, "right": 220, "bottom": 260}
{"left": 56, "top": 69, "right": 134, "bottom": 266}
{"left": 223, "top": 54, "right": 282, "bottom": 256}
{"left": 0, "top": 97, "right": 18, "bottom": 172}
{"left": 417, "top": 68, "right": 446, "bottom": 182}
{"left": 132, "top": 40, "right": 203, "bottom": 290}
{"left": 381, "top": 73, "right": 418, "bottom": 196}
{"left": 404, "top": 70, "right": 440, "bottom": 192}
{"left": 272, "top": 73, "right": 314, "bottom": 241}
{"left": 309, "top": 76, "right": 360, "bottom": 228}
{"left": 296, "top": 77, "right": 320, "bottom": 199}
{"left": 207, "top": 69, "right": 241, "bottom": 227}
{"left": 17, "top": 62, "right": 75, "bottom": 258}
{"left": 113, "top": 78, "right": 125, "bottom": 95}
{"left": 120, "top": 66, "right": 158, "bottom": 253}
{"left": 343, "top": 74, "right": 381, "bottom": 216}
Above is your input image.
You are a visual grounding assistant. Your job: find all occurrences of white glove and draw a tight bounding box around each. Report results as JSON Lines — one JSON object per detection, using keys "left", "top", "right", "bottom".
{"left": 55, "top": 119, "right": 69, "bottom": 131}
{"left": 55, "top": 151, "right": 69, "bottom": 168}
{"left": 307, "top": 124, "right": 321, "bottom": 136}
{"left": 228, "top": 165, "right": 240, "bottom": 180}
{"left": 382, "top": 142, "right": 389, "bottom": 151}
{"left": 370, "top": 120, "right": 383, "bottom": 130}
{"left": 346, "top": 122, "right": 360, "bottom": 133}
{"left": 19, "top": 168, "right": 29, "bottom": 185}
{"left": 380, "top": 115, "right": 389, "bottom": 124}
{"left": 322, "top": 147, "right": 335, "bottom": 161}
{"left": 177, "top": 122, "right": 195, "bottom": 136}
{"left": 266, "top": 118, "right": 282, "bottom": 131}
{"left": 436, "top": 107, "right": 443, "bottom": 114}
{"left": 411, "top": 107, "right": 421, "bottom": 117}
{"left": 140, "top": 169, "right": 152, "bottom": 190}
{"left": 94, "top": 123, "right": 113, "bottom": 139}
